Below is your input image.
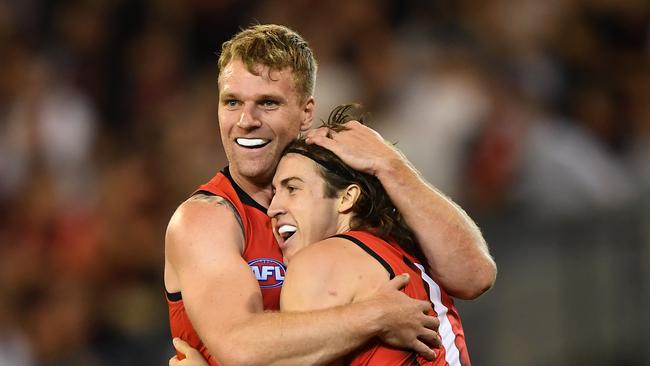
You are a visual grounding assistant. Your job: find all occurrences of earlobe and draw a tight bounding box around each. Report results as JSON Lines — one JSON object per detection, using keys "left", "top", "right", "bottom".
{"left": 301, "top": 96, "right": 315, "bottom": 131}
{"left": 338, "top": 184, "right": 361, "bottom": 213}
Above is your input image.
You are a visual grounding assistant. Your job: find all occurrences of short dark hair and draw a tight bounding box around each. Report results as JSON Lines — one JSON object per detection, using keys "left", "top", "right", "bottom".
{"left": 282, "top": 104, "right": 425, "bottom": 263}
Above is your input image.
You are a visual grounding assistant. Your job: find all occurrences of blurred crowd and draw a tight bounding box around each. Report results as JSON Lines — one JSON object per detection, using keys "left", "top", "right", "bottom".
{"left": 0, "top": 0, "right": 648, "bottom": 365}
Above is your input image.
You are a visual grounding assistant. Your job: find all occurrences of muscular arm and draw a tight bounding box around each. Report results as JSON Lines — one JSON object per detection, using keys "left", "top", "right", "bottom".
{"left": 165, "top": 197, "right": 436, "bottom": 366}
{"left": 376, "top": 156, "right": 495, "bottom": 299}
{"left": 306, "top": 123, "right": 497, "bottom": 299}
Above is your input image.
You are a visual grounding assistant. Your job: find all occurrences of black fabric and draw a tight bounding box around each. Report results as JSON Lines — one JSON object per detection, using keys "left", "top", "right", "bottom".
{"left": 221, "top": 166, "right": 268, "bottom": 214}
{"left": 165, "top": 290, "right": 182, "bottom": 302}
{"left": 332, "top": 234, "right": 395, "bottom": 279}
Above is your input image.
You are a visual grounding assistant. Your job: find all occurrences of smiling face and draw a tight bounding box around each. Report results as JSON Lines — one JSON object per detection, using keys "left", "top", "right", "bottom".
{"left": 268, "top": 153, "right": 350, "bottom": 264}
{"left": 218, "top": 59, "right": 314, "bottom": 191}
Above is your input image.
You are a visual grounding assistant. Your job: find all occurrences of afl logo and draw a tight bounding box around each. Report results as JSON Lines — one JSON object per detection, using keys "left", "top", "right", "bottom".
{"left": 248, "top": 258, "right": 286, "bottom": 289}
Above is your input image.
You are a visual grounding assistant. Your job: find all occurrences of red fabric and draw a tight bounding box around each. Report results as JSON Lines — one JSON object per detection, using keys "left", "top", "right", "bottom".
{"left": 343, "top": 231, "right": 471, "bottom": 366}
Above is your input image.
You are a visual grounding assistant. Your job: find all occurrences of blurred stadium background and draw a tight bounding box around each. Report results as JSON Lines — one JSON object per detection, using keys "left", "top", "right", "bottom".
{"left": 0, "top": 0, "right": 648, "bottom": 365}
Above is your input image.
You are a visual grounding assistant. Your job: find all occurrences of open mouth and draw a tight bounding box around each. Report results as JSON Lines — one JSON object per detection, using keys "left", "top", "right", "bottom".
{"left": 277, "top": 224, "right": 297, "bottom": 241}
{"left": 236, "top": 138, "right": 271, "bottom": 149}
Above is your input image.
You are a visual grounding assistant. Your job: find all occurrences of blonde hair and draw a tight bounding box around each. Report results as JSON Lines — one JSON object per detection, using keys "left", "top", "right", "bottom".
{"left": 218, "top": 24, "right": 317, "bottom": 103}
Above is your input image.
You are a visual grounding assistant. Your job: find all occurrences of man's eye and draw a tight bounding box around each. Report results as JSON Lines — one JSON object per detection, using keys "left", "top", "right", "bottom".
{"left": 261, "top": 99, "right": 279, "bottom": 108}
{"left": 287, "top": 186, "right": 297, "bottom": 193}
{"left": 224, "top": 99, "right": 239, "bottom": 108}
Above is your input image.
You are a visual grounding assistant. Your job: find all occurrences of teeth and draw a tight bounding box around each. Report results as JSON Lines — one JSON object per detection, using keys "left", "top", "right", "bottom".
{"left": 278, "top": 225, "right": 297, "bottom": 235}
{"left": 236, "top": 138, "right": 268, "bottom": 147}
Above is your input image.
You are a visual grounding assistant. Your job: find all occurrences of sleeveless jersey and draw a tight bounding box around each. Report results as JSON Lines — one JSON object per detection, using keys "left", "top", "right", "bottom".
{"left": 166, "top": 167, "right": 284, "bottom": 366}
{"left": 335, "top": 231, "right": 471, "bottom": 366}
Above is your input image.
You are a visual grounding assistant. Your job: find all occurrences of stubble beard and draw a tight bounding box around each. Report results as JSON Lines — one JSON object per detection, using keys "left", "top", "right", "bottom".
{"left": 231, "top": 150, "right": 279, "bottom": 188}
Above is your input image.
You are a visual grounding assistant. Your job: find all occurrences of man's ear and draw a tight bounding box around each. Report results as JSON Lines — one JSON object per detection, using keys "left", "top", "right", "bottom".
{"left": 300, "top": 96, "right": 315, "bottom": 131}
{"left": 338, "top": 184, "right": 361, "bottom": 213}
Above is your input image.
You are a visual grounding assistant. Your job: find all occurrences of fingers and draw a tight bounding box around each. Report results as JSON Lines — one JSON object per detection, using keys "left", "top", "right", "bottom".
{"left": 422, "top": 312, "right": 440, "bottom": 332}
{"left": 385, "top": 273, "right": 410, "bottom": 290}
{"left": 343, "top": 120, "right": 363, "bottom": 129}
{"left": 418, "top": 298, "right": 433, "bottom": 312}
{"left": 305, "top": 127, "right": 329, "bottom": 140}
{"left": 171, "top": 338, "right": 209, "bottom": 366}
{"left": 305, "top": 125, "right": 345, "bottom": 144}
{"left": 418, "top": 328, "right": 442, "bottom": 349}
{"left": 174, "top": 337, "right": 204, "bottom": 358}
{"left": 172, "top": 338, "right": 190, "bottom": 356}
{"left": 305, "top": 133, "right": 339, "bottom": 153}
{"left": 411, "top": 340, "right": 437, "bottom": 361}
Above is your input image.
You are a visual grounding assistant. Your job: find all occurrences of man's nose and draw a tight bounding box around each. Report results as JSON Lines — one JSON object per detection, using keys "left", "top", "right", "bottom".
{"left": 237, "top": 104, "right": 262, "bottom": 129}
{"left": 267, "top": 195, "right": 285, "bottom": 219}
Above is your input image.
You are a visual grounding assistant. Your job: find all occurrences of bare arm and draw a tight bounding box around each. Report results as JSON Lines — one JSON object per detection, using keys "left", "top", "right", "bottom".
{"left": 165, "top": 197, "right": 437, "bottom": 366}
{"left": 306, "top": 123, "right": 497, "bottom": 299}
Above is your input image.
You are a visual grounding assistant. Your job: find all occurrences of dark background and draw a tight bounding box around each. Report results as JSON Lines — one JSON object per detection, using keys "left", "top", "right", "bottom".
{"left": 0, "top": 0, "right": 648, "bottom": 365}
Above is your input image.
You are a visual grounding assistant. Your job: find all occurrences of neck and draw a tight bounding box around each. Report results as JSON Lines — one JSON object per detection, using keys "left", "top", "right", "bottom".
{"left": 335, "top": 214, "right": 353, "bottom": 235}
{"left": 228, "top": 168, "right": 274, "bottom": 208}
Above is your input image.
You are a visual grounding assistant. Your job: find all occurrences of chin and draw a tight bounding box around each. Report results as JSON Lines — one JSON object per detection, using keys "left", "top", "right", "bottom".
{"left": 237, "top": 161, "right": 275, "bottom": 181}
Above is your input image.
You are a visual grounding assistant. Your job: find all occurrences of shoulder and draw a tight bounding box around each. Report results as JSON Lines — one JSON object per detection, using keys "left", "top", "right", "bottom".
{"left": 281, "top": 237, "right": 389, "bottom": 310}
{"left": 169, "top": 193, "right": 241, "bottom": 232}
{"left": 292, "top": 235, "right": 392, "bottom": 268}
{"left": 166, "top": 194, "right": 245, "bottom": 261}
{"left": 290, "top": 237, "right": 366, "bottom": 272}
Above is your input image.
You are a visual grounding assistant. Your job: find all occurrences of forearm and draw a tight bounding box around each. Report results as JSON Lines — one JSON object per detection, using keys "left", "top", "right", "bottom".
{"left": 376, "top": 157, "right": 496, "bottom": 299}
{"left": 205, "top": 301, "right": 381, "bottom": 366}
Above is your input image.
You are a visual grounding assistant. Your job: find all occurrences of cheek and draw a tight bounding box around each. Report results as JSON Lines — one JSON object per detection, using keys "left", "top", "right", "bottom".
{"left": 218, "top": 114, "right": 229, "bottom": 134}
{"left": 307, "top": 203, "right": 337, "bottom": 237}
{"left": 273, "top": 111, "right": 302, "bottom": 136}
{"left": 219, "top": 109, "right": 235, "bottom": 126}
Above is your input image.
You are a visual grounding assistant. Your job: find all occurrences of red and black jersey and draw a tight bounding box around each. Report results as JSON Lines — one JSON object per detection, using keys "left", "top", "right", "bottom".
{"left": 166, "top": 167, "right": 284, "bottom": 366}
{"left": 337, "top": 231, "right": 471, "bottom": 366}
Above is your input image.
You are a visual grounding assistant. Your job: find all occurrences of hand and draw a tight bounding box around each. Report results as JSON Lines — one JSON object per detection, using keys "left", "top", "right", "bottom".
{"left": 368, "top": 273, "right": 441, "bottom": 360}
{"left": 169, "top": 338, "right": 209, "bottom": 366}
{"left": 305, "top": 121, "right": 403, "bottom": 177}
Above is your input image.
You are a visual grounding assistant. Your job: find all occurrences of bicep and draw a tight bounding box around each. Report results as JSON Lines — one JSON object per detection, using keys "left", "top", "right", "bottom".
{"left": 167, "top": 202, "right": 263, "bottom": 344}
